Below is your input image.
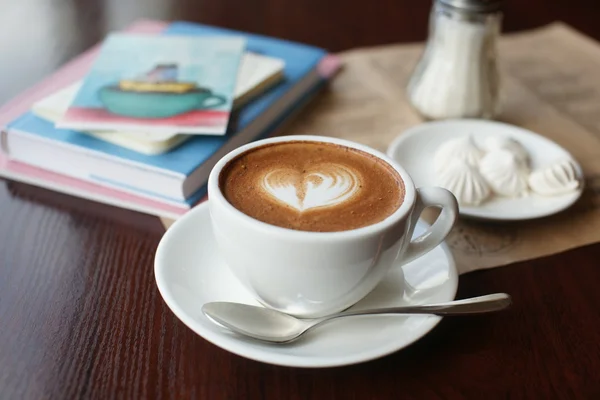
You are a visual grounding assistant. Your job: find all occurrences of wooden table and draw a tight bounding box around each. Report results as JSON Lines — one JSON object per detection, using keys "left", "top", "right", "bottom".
{"left": 1, "top": 1, "right": 599, "bottom": 398}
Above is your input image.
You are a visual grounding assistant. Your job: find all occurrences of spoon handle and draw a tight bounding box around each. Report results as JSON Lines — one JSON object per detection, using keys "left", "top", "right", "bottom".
{"left": 330, "top": 293, "right": 511, "bottom": 318}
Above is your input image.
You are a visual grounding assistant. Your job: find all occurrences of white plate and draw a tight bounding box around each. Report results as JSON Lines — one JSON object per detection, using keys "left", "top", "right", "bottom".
{"left": 154, "top": 202, "right": 458, "bottom": 368}
{"left": 387, "top": 119, "right": 584, "bottom": 221}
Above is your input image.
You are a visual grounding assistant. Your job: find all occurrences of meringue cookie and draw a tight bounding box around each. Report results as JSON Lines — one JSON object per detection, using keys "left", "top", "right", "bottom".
{"left": 528, "top": 159, "right": 581, "bottom": 196}
{"left": 482, "top": 136, "right": 529, "bottom": 167}
{"left": 437, "top": 158, "right": 491, "bottom": 206}
{"left": 479, "top": 149, "right": 529, "bottom": 197}
{"left": 434, "top": 135, "right": 484, "bottom": 174}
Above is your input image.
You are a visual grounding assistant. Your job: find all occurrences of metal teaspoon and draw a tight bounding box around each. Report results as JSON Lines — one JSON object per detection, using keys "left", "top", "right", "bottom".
{"left": 202, "top": 293, "right": 512, "bottom": 343}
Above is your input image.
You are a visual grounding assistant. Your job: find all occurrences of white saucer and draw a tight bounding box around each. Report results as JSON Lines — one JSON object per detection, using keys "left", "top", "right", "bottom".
{"left": 154, "top": 202, "right": 458, "bottom": 368}
{"left": 387, "top": 119, "right": 584, "bottom": 221}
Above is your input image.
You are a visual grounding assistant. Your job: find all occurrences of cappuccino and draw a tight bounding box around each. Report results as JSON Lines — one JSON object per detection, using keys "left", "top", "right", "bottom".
{"left": 219, "top": 141, "right": 405, "bottom": 232}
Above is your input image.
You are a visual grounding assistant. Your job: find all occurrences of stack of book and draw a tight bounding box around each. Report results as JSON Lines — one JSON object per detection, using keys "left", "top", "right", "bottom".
{"left": 0, "top": 20, "right": 340, "bottom": 219}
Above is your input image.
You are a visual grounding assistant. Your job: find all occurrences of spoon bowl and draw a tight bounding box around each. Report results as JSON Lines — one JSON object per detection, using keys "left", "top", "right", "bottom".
{"left": 204, "top": 303, "right": 311, "bottom": 343}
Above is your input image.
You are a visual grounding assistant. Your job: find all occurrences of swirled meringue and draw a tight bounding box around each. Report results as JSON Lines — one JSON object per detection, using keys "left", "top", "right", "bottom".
{"left": 479, "top": 149, "right": 529, "bottom": 197}
{"left": 434, "top": 135, "right": 484, "bottom": 174}
{"left": 528, "top": 159, "right": 581, "bottom": 196}
{"left": 482, "top": 136, "right": 529, "bottom": 167}
{"left": 437, "top": 158, "right": 491, "bottom": 206}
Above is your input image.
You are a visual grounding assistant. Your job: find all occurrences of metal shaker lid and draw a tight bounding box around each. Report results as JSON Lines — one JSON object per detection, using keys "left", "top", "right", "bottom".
{"left": 438, "top": 0, "right": 503, "bottom": 13}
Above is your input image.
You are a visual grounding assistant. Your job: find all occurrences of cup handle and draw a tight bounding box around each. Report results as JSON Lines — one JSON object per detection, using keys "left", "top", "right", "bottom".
{"left": 401, "top": 187, "right": 458, "bottom": 266}
{"left": 198, "top": 94, "right": 227, "bottom": 109}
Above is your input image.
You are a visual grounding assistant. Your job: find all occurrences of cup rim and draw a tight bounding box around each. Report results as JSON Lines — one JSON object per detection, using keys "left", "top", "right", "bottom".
{"left": 207, "top": 135, "right": 417, "bottom": 240}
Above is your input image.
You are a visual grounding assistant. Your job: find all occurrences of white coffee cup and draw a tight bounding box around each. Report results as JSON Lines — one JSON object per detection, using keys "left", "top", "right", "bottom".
{"left": 208, "top": 135, "right": 458, "bottom": 318}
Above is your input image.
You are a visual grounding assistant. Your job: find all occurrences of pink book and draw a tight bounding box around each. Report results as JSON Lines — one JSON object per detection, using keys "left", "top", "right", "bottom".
{"left": 0, "top": 20, "right": 342, "bottom": 219}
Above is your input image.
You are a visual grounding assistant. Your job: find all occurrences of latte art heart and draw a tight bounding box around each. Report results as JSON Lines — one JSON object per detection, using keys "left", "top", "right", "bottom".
{"left": 262, "top": 164, "right": 361, "bottom": 211}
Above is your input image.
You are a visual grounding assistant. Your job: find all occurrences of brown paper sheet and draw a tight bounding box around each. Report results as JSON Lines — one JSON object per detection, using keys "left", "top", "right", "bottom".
{"left": 161, "top": 22, "right": 600, "bottom": 274}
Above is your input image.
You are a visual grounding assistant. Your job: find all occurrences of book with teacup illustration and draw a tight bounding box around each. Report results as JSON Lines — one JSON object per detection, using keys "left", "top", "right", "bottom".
{"left": 31, "top": 52, "right": 285, "bottom": 154}
{"left": 57, "top": 33, "right": 246, "bottom": 135}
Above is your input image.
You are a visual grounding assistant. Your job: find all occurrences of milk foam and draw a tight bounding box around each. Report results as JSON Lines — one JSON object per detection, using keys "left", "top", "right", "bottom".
{"left": 262, "top": 164, "right": 360, "bottom": 211}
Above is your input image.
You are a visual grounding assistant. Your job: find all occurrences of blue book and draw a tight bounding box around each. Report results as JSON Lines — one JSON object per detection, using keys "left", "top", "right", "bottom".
{"left": 3, "top": 21, "right": 334, "bottom": 206}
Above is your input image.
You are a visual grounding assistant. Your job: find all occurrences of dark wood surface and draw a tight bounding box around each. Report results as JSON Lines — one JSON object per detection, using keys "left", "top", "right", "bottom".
{"left": 1, "top": 1, "right": 600, "bottom": 399}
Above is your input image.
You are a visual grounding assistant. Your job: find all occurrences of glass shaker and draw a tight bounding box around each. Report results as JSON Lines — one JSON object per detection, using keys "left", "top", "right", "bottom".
{"left": 406, "top": 0, "right": 503, "bottom": 120}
